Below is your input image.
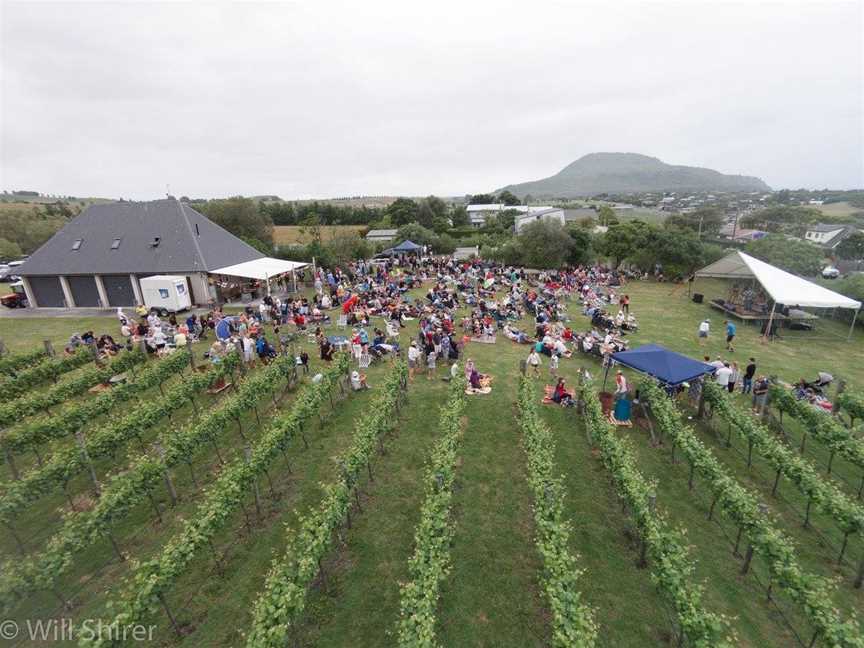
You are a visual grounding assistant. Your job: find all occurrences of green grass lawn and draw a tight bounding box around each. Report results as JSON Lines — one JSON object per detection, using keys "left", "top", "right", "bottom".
{"left": 1, "top": 278, "right": 863, "bottom": 647}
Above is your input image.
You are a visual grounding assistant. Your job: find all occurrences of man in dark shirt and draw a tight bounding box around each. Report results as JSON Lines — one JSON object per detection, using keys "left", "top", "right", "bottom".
{"left": 743, "top": 358, "right": 757, "bottom": 394}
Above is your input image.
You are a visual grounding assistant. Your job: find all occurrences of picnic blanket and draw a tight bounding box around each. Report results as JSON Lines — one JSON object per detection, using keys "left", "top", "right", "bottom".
{"left": 542, "top": 385, "right": 574, "bottom": 405}
{"left": 465, "top": 386, "right": 492, "bottom": 395}
{"left": 470, "top": 335, "right": 497, "bottom": 344}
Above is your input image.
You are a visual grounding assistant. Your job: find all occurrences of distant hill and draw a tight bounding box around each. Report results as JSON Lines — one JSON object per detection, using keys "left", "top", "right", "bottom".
{"left": 497, "top": 152, "right": 771, "bottom": 197}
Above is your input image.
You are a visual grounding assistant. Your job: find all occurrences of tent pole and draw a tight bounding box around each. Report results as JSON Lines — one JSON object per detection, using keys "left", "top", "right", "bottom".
{"left": 849, "top": 307, "right": 860, "bottom": 341}
{"left": 761, "top": 302, "right": 777, "bottom": 344}
{"left": 292, "top": 270, "right": 297, "bottom": 294}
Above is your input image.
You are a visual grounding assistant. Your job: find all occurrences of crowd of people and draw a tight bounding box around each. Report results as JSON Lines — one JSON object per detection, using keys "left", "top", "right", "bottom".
{"left": 82, "top": 252, "right": 847, "bottom": 426}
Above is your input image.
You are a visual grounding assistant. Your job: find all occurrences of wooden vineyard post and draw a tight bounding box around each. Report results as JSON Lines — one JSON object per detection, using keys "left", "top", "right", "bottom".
{"left": 74, "top": 430, "right": 101, "bottom": 497}
{"left": 4, "top": 521, "right": 26, "bottom": 554}
{"left": 838, "top": 532, "right": 850, "bottom": 564}
{"left": 89, "top": 342, "right": 101, "bottom": 367}
{"left": 4, "top": 447, "right": 20, "bottom": 481}
{"left": 234, "top": 340, "right": 246, "bottom": 376}
{"left": 158, "top": 592, "right": 182, "bottom": 637}
{"left": 43, "top": 339, "right": 55, "bottom": 357}
{"left": 696, "top": 382, "right": 706, "bottom": 419}
{"left": 855, "top": 554, "right": 864, "bottom": 589}
{"left": 244, "top": 445, "right": 262, "bottom": 520}
{"left": 0, "top": 339, "right": 6, "bottom": 356}
{"left": 741, "top": 543, "right": 755, "bottom": 575}
{"left": 187, "top": 337, "right": 196, "bottom": 370}
{"left": 155, "top": 443, "right": 178, "bottom": 506}
{"left": 771, "top": 468, "right": 782, "bottom": 496}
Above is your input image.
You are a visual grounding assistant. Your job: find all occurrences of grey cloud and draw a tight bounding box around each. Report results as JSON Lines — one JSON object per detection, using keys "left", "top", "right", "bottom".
{"left": 1, "top": 0, "right": 862, "bottom": 199}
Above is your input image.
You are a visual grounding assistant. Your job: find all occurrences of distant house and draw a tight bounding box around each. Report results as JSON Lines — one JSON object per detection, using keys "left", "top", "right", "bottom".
{"left": 803, "top": 224, "right": 860, "bottom": 250}
{"left": 453, "top": 246, "right": 479, "bottom": 260}
{"left": 17, "top": 198, "right": 265, "bottom": 308}
{"left": 365, "top": 229, "right": 398, "bottom": 243}
{"left": 466, "top": 204, "right": 559, "bottom": 229}
{"left": 514, "top": 208, "right": 566, "bottom": 233}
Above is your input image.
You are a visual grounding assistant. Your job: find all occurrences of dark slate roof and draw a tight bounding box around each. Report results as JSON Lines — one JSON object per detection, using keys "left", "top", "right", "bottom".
{"left": 19, "top": 199, "right": 265, "bottom": 276}
{"left": 808, "top": 223, "right": 847, "bottom": 233}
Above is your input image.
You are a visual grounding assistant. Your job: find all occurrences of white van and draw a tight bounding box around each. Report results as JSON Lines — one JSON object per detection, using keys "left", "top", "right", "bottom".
{"left": 140, "top": 275, "right": 192, "bottom": 315}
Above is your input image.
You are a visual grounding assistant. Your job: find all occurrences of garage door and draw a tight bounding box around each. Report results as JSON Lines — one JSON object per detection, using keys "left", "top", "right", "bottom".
{"left": 67, "top": 276, "right": 101, "bottom": 307}
{"left": 29, "top": 276, "right": 65, "bottom": 308}
{"left": 103, "top": 275, "right": 135, "bottom": 307}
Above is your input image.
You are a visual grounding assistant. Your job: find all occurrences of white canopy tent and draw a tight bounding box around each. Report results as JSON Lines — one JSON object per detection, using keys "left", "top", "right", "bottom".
{"left": 211, "top": 257, "right": 308, "bottom": 295}
{"left": 695, "top": 251, "right": 861, "bottom": 339}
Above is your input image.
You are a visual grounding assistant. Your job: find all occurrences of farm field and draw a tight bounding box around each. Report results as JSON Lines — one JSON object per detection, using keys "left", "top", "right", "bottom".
{"left": 0, "top": 278, "right": 862, "bottom": 647}
{"left": 816, "top": 202, "right": 863, "bottom": 219}
{"left": 273, "top": 225, "right": 368, "bottom": 245}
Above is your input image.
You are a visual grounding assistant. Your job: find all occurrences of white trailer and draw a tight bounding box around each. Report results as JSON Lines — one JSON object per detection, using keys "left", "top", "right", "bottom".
{"left": 139, "top": 275, "right": 192, "bottom": 315}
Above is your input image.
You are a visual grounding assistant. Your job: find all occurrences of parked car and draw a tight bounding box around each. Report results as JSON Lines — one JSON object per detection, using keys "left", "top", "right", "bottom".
{"left": 1, "top": 281, "right": 28, "bottom": 308}
{"left": 2, "top": 260, "right": 26, "bottom": 283}
{"left": 822, "top": 266, "right": 840, "bottom": 279}
{"left": 0, "top": 264, "right": 10, "bottom": 281}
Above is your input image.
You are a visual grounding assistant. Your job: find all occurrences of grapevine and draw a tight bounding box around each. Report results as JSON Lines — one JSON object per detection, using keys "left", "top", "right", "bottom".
{"left": 0, "top": 357, "right": 230, "bottom": 524}
{"left": 836, "top": 391, "right": 864, "bottom": 426}
{"left": 245, "top": 361, "right": 407, "bottom": 648}
{"left": 0, "top": 351, "right": 145, "bottom": 429}
{"left": 0, "top": 349, "right": 193, "bottom": 456}
{"left": 77, "top": 354, "right": 350, "bottom": 648}
{"left": 396, "top": 376, "right": 469, "bottom": 648}
{"left": 642, "top": 380, "right": 864, "bottom": 648}
{"left": 0, "top": 347, "right": 49, "bottom": 377}
{"left": 514, "top": 376, "right": 598, "bottom": 648}
{"left": 578, "top": 377, "right": 732, "bottom": 647}
{"left": 0, "top": 355, "right": 296, "bottom": 614}
{"left": 770, "top": 386, "right": 864, "bottom": 473}
{"left": 1, "top": 348, "right": 92, "bottom": 399}
{"left": 704, "top": 383, "right": 864, "bottom": 538}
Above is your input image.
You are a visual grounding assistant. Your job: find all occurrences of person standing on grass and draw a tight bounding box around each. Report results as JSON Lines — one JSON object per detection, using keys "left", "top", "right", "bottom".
{"left": 242, "top": 333, "right": 255, "bottom": 367}
{"left": 724, "top": 320, "right": 736, "bottom": 352}
{"left": 752, "top": 375, "right": 770, "bottom": 413}
{"left": 742, "top": 358, "right": 756, "bottom": 394}
{"left": 714, "top": 362, "right": 732, "bottom": 389}
{"left": 615, "top": 369, "right": 628, "bottom": 399}
{"left": 426, "top": 347, "right": 437, "bottom": 380}
{"left": 728, "top": 361, "right": 740, "bottom": 393}
{"left": 407, "top": 341, "right": 421, "bottom": 381}
{"left": 698, "top": 318, "right": 710, "bottom": 345}
{"left": 549, "top": 352, "right": 559, "bottom": 378}
{"left": 527, "top": 348, "right": 541, "bottom": 378}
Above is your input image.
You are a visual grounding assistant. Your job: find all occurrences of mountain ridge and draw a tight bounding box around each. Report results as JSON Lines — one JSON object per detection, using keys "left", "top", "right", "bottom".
{"left": 497, "top": 152, "right": 771, "bottom": 197}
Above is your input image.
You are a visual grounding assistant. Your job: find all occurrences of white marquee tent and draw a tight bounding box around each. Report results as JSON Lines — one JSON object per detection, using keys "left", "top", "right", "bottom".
{"left": 211, "top": 257, "right": 308, "bottom": 294}
{"left": 695, "top": 251, "right": 861, "bottom": 339}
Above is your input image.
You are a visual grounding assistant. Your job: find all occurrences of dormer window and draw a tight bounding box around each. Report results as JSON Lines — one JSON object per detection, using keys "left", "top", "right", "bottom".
{"left": 71, "top": 239, "right": 82, "bottom": 250}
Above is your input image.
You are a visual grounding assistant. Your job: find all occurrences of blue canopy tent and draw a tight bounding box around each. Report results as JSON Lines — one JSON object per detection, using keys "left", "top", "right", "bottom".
{"left": 606, "top": 343, "right": 715, "bottom": 387}
{"left": 384, "top": 239, "right": 423, "bottom": 255}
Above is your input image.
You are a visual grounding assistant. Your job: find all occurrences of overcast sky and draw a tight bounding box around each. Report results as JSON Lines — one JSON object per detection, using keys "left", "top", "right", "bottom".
{"left": 1, "top": 0, "right": 862, "bottom": 200}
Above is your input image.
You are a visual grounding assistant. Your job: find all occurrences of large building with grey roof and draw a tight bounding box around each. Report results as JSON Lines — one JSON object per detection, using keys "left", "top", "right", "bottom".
{"left": 17, "top": 198, "right": 265, "bottom": 308}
